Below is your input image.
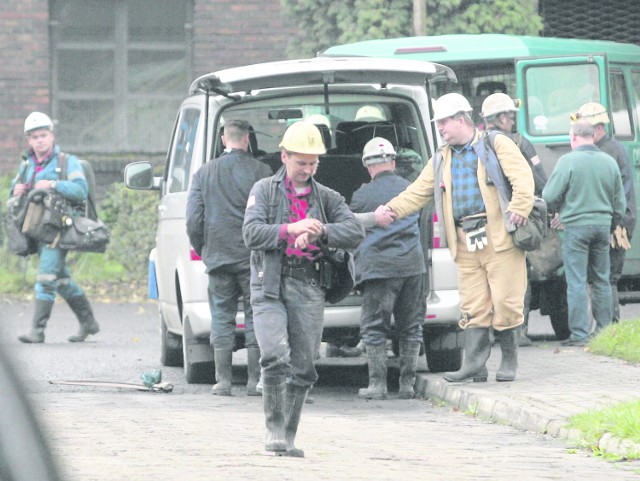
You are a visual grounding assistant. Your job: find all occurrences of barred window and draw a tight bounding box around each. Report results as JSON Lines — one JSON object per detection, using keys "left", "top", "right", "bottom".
{"left": 51, "top": 0, "right": 191, "bottom": 152}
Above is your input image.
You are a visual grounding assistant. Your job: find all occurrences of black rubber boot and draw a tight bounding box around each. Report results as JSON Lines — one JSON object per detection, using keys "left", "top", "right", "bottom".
{"left": 67, "top": 295, "right": 100, "bottom": 342}
{"left": 211, "top": 347, "right": 233, "bottom": 396}
{"left": 496, "top": 327, "right": 518, "bottom": 382}
{"left": 443, "top": 327, "right": 491, "bottom": 383}
{"left": 262, "top": 375, "right": 287, "bottom": 455}
{"left": 284, "top": 383, "right": 309, "bottom": 457}
{"left": 246, "top": 347, "right": 261, "bottom": 396}
{"left": 18, "top": 299, "right": 54, "bottom": 344}
{"left": 398, "top": 341, "right": 422, "bottom": 399}
{"left": 612, "top": 284, "right": 620, "bottom": 324}
{"left": 358, "top": 344, "right": 388, "bottom": 400}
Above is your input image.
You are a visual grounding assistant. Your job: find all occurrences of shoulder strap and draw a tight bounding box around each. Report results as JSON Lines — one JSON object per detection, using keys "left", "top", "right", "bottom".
{"left": 267, "top": 176, "right": 278, "bottom": 224}
{"left": 57, "top": 152, "right": 68, "bottom": 180}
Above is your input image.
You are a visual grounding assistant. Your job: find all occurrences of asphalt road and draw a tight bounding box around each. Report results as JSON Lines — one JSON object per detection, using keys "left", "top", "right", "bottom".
{"left": 1, "top": 298, "right": 639, "bottom": 481}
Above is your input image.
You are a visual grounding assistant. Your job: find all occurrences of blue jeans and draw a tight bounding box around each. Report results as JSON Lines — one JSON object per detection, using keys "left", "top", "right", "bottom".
{"left": 251, "top": 276, "right": 325, "bottom": 388}
{"left": 36, "top": 244, "right": 84, "bottom": 302}
{"left": 208, "top": 262, "right": 256, "bottom": 350}
{"left": 359, "top": 275, "right": 425, "bottom": 346}
{"left": 562, "top": 225, "right": 612, "bottom": 342}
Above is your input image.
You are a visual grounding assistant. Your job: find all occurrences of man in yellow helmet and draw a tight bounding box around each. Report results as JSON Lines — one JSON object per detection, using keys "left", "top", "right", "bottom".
{"left": 243, "top": 121, "right": 364, "bottom": 457}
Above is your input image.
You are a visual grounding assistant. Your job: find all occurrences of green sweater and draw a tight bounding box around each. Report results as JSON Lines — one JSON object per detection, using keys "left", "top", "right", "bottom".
{"left": 542, "top": 145, "right": 625, "bottom": 227}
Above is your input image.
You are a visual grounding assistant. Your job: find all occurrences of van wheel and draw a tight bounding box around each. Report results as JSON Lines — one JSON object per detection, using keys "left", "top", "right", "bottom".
{"left": 182, "top": 316, "right": 215, "bottom": 384}
{"left": 423, "top": 328, "right": 463, "bottom": 372}
{"left": 160, "top": 310, "right": 183, "bottom": 367}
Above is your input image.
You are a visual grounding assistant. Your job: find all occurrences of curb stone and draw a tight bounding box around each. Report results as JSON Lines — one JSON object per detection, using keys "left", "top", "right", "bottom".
{"left": 415, "top": 374, "right": 640, "bottom": 460}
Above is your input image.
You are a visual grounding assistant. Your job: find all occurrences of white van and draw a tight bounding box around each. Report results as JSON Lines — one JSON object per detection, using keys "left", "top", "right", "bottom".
{"left": 125, "top": 56, "right": 463, "bottom": 383}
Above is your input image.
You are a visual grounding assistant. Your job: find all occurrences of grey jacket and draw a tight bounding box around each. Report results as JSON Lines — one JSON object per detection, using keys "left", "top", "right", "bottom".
{"left": 243, "top": 167, "right": 364, "bottom": 300}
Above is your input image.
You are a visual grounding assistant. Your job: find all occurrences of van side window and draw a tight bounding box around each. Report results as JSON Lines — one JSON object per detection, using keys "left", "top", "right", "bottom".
{"left": 610, "top": 70, "right": 633, "bottom": 139}
{"left": 167, "top": 108, "right": 200, "bottom": 193}
{"left": 632, "top": 71, "right": 640, "bottom": 137}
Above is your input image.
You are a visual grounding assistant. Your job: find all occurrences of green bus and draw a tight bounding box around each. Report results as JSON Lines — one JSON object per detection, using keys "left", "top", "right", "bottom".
{"left": 324, "top": 34, "right": 640, "bottom": 334}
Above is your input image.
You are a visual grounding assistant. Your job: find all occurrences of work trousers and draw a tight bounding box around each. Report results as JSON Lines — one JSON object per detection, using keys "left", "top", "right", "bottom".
{"left": 208, "top": 262, "right": 256, "bottom": 350}
{"left": 562, "top": 225, "right": 612, "bottom": 342}
{"left": 252, "top": 276, "right": 325, "bottom": 388}
{"left": 35, "top": 244, "right": 84, "bottom": 302}
{"left": 455, "top": 227, "right": 526, "bottom": 330}
{"left": 359, "top": 274, "right": 425, "bottom": 346}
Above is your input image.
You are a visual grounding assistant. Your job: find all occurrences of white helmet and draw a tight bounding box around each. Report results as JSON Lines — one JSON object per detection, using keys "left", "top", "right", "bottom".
{"left": 24, "top": 112, "right": 53, "bottom": 135}
{"left": 432, "top": 93, "right": 473, "bottom": 121}
{"left": 481, "top": 93, "right": 520, "bottom": 118}
{"left": 355, "top": 105, "right": 385, "bottom": 122}
{"left": 362, "top": 137, "right": 396, "bottom": 167}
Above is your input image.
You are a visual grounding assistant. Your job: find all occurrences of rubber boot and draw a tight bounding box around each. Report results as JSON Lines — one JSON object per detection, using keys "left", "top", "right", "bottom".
{"left": 284, "top": 383, "right": 309, "bottom": 457}
{"left": 358, "top": 344, "right": 388, "bottom": 400}
{"left": 246, "top": 347, "right": 262, "bottom": 396}
{"left": 262, "top": 375, "right": 287, "bottom": 455}
{"left": 443, "top": 328, "right": 491, "bottom": 383}
{"left": 18, "top": 299, "right": 54, "bottom": 343}
{"left": 612, "top": 284, "right": 620, "bottom": 324}
{"left": 496, "top": 327, "right": 518, "bottom": 382}
{"left": 398, "top": 341, "right": 421, "bottom": 399}
{"left": 211, "top": 347, "right": 233, "bottom": 396}
{"left": 67, "top": 295, "right": 100, "bottom": 342}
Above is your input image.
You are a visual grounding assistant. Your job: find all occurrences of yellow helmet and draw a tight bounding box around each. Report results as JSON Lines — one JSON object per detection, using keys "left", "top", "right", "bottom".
{"left": 279, "top": 121, "right": 327, "bottom": 155}
{"left": 571, "top": 102, "right": 610, "bottom": 125}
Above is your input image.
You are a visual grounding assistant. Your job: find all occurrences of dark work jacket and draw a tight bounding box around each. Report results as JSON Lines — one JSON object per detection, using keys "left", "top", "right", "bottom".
{"left": 242, "top": 167, "right": 365, "bottom": 300}
{"left": 350, "top": 170, "right": 425, "bottom": 286}
{"left": 597, "top": 135, "right": 637, "bottom": 236}
{"left": 186, "top": 149, "right": 271, "bottom": 273}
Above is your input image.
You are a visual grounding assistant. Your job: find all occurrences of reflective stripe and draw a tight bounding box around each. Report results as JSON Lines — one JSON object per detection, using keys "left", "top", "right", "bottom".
{"left": 37, "top": 273, "right": 57, "bottom": 282}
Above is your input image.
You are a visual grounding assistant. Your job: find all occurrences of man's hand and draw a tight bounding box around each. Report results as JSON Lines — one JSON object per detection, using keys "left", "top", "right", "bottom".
{"left": 12, "top": 183, "right": 27, "bottom": 196}
{"left": 509, "top": 212, "right": 528, "bottom": 227}
{"left": 550, "top": 212, "right": 563, "bottom": 230}
{"left": 287, "top": 218, "right": 323, "bottom": 238}
{"left": 34, "top": 179, "right": 55, "bottom": 190}
{"left": 374, "top": 205, "right": 396, "bottom": 227}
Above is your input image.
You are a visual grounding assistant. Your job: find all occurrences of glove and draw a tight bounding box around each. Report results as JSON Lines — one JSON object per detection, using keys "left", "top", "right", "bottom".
{"left": 465, "top": 226, "right": 488, "bottom": 252}
{"left": 611, "top": 225, "right": 631, "bottom": 250}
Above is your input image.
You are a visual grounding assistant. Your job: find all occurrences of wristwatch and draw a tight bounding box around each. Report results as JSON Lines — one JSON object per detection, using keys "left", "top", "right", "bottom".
{"left": 50, "top": 180, "right": 58, "bottom": 190}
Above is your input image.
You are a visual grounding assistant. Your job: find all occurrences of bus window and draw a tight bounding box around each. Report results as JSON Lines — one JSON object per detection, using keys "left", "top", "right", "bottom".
{"left": 524, "top": 63, "right": 600, "bottom": 136}
{"left": 610, "top": 70, "right": 633, "bottom": 139}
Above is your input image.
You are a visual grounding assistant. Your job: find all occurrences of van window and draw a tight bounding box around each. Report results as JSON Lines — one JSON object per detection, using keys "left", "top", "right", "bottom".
{"left": 632, "top": 70, "right": 640, "bottom": 133}
{"left": 610, "top": 70, "right": 633, "bottom": 139}
{"left": 524, "top": 63, "right": 600, "bottom": 136}
{"left": 167, "top": 108, "right": 200, "bottom": 193}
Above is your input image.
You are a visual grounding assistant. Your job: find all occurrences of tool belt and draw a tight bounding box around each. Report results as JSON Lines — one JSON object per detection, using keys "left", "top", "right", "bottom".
{"left": 281, "top": 257, "right": 320, "bottom": 285}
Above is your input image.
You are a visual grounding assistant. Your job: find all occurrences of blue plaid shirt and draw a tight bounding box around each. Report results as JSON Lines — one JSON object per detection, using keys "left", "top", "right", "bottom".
{"left": 451, "top": 144, "right": 486, "bottom": 221}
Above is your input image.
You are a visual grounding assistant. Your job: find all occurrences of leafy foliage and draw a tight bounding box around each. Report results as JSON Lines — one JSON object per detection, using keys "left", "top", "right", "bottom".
{"left": 280, "top": 0, "right": 543, "bottom": 58}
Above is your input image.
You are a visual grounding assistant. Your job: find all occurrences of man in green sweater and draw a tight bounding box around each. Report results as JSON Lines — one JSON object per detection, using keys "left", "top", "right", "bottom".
{"left": 542, "top": 119, "right": 625, "bottom": 346}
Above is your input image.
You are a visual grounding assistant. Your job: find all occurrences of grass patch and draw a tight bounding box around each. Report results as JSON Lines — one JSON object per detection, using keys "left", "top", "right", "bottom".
{"left": 567, "top": 399, "right": 640, "bottom": 460}
{"left": 589, "top": 319, "right": 640, "bottom": 363}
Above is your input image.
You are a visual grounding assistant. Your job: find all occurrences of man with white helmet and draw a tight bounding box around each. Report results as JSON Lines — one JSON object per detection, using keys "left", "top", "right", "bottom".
{"left": 380, "top": 93, "right": 534, "bottom": 383}
{"left": 350, "top": 137, "right": 426, "bottom": 400}
{"left": 482, "top": 92, "right": 549, "bottom": 346}
{"left": 572, "top": 102, "right": 637, "bottom": 324}
{"left": 243, "top": 121, "right": 364, "bottom": 457}
{"left": 10, "top": 112, "right": 99, "bottom": 344}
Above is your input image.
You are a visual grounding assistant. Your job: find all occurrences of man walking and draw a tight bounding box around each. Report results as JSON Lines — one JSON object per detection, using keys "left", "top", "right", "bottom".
{"left": 12, "top": 112, "right": 99, "bottom": 343}
{"left": 379, "top": 93, "right": 534, "bottom": 383}
{"left": 350, "top": 137, "right": 426, "bottom": 400}
{"left": 572, "top": 102, "right": 636, "bottom": 324}
{"left": 186, "top": 120, "right": 271, "bottom": 396}
{"left": 542, "top": 119, "right": 625, "bottom": 346}
{"left": 243, "top": 121, "right": 363, "bottom": 457}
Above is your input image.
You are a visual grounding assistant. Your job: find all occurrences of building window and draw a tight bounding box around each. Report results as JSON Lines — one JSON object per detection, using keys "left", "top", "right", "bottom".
{"left": 51, "top": 0, "right": 192, "bottom": 153}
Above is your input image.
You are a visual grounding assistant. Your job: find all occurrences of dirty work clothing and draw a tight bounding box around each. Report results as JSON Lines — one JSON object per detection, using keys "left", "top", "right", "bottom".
{"left": 349, "top": 170, "right": 425, "bottom": 286}
{"left": 208, "top": 262, "right": 256, "bottom": 350}
{"left": 455, "top": 227, "right": 526, "bottom": 330}
{"left": 243, "top": 168, "right": 364, "bottom": 387}
{"left": 186, "top": 148, "right": 271, "bottom": 272}
{"left": 9, "top": 146, "right": 89, "bottom": 303}
{"left": 359, "top": 275, "right": 425, "bottom": 346}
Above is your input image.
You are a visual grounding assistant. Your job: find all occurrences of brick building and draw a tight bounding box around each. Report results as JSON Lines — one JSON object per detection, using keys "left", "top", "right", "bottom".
{"left": 0, "top": 0, "right": 293, "bottom": 190}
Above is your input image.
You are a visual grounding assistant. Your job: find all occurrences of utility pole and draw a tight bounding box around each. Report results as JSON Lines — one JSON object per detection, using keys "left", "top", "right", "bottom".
{"left": 413, "top": 0, "right": 426, "bottom": 36}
